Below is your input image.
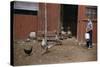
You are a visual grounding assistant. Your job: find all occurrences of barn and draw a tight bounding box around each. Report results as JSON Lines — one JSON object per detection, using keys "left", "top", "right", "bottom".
{"left": 11, "top": 1, "right": 97, "bottom": 43}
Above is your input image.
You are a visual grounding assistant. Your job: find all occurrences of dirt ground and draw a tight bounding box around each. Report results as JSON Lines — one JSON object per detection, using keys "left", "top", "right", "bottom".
{"left": 13, "top": 38, "right": 97, "bottom": 66}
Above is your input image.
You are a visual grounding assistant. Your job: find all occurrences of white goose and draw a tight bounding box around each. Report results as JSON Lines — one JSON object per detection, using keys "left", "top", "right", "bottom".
{"left": 41, "top": 38, "right": 48, "bottom": 50}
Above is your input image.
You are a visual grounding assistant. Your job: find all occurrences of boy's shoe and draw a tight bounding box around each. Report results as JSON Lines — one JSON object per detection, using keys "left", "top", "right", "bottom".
{"left": 88, "top": 46, "right": 92, "bottom": 49}
{"left": 88, "top": 47, "right": 91, "bottom": 49}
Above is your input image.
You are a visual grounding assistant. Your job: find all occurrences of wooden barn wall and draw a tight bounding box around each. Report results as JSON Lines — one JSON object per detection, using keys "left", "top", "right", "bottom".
{"left": 13, "top": 14, "right": 38, "bottom": 40}
{"left": 38, "top": 3, "right": 60, "bottom": 33}
{"left": 77, "top": 5, "right": 97, "bottom": 43}
{"left": 13, "top": 3, "right": 60, "bottom": 40}
{"left": 38, "top": 3, "right": 45, "bottom": 32}
{"left": 47, "top": 4, "right": 60, "bottom": 32}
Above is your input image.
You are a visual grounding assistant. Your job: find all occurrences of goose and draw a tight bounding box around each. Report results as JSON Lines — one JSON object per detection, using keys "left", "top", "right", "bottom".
{"left": 41, "top": 38, "right": 48, "bottom": 50}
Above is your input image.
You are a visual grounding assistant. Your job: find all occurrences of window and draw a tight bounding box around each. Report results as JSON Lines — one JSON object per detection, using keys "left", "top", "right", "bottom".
{"left": 13, "top": 1, "right": 39, "bottom": 15}
{"left": 86, "top": 6, "right": 97, "bottom": 19}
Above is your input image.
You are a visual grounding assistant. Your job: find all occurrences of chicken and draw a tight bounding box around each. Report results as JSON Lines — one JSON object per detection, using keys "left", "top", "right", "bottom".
{"left": 24, "top": 46, "right": 32, "bottom": 56}
{"left": 55, "top": 34, "right": 62, "bottom": 45}
{"left": 61, "top": 30, "right": 67, "bottom": 39}
{"left": 67, "top": 29, "right": 72, "bottom": 38}
{"left": 29, "top": 32, "right": 36, "bottom": 40}
{"left": 67, "top": 26, "right": 72, "bottom": 38}
{"left": 25, "top": 38, "right": 31, "bottom": 42}
{"left": 55, "top": 34, "right": 59, "bottom": 41}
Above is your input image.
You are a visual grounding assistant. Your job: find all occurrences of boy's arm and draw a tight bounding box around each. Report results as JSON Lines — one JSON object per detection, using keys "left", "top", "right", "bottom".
{"left": 86, "top": 28, "right": 89, "bottom": 32}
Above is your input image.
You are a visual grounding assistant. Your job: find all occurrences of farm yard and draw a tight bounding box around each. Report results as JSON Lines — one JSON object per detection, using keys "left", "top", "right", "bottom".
{"left": 13, "top": 38, "right": 97, "bottom": 66}
{"left": 11, "top": 1, "right": 97, "bottom": 66}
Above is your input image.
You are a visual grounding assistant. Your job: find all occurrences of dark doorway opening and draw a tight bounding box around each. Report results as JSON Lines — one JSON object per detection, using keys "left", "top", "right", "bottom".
{"left": 61, "top": 4, "right": 78, "bottom": 37}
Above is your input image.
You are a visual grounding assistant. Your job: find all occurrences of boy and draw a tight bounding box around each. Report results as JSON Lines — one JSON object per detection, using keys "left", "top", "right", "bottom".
{"left": 86, "top": 19, "right": 93, "bottom": 48}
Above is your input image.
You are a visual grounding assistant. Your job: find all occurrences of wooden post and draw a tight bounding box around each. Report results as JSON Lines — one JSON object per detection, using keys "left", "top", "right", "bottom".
{"left": 44, "top": 2, "right": 47, "bottom": 44}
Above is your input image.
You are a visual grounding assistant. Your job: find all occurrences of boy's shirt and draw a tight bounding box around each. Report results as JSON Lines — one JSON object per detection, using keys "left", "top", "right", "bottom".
{"left": 86, "top": 20, "right": 93, "bottom": 32}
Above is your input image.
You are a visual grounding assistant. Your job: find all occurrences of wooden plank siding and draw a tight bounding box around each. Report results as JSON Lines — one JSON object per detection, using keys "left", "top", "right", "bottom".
{"left": 13, "top": 14, "right": 38, "bottom": 40}
{"left": 38, "top": 3, "right": 60, "bottom": 33}
{"left": 13, "top": 3, "right": 61, "bottom": 40}
{"left": 77, "top": 5, "right": 97, "bottom": 43}
{"left": 13, "top": 3, "right": 97, "bottom": 43}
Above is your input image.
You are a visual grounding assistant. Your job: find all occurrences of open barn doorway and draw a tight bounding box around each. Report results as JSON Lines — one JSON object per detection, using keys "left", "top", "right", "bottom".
{"left": 61, "top": 4, "right": 78, "bottom": 37}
